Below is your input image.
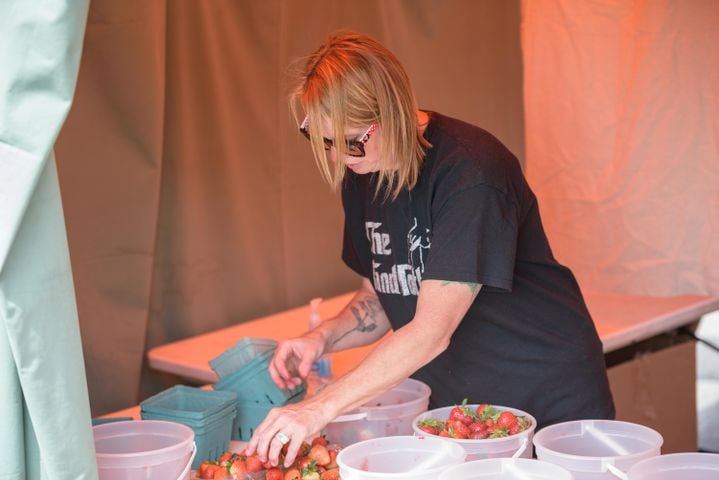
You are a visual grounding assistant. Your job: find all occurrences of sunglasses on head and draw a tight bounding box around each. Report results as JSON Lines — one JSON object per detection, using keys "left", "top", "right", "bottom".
{"left": 299, "top": 116, "right": 379, "bottom": 157}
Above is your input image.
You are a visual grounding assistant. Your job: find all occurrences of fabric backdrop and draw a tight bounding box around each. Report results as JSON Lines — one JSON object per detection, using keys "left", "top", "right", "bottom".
{"left": 55, "top": 0, "right": 525, "bottom": 416}
{"left": 522, "top": 0, "right": 719, "bottom": 296}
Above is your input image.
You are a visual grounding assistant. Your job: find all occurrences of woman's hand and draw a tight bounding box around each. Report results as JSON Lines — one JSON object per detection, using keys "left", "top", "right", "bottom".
{"left": 244, "top": 400, "right": 333, "bottom": 468}
{"left": 268, "top": 331, "right": 326, "bottom": 389}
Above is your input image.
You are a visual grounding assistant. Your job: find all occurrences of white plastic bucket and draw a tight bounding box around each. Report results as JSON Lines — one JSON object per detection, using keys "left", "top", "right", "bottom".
{"left": 412, "top": 404, "right": 536, "bottom": 461}
{"left": 438, "top": 458, "right": 574, "bottom": 480}
{"left": 337, "top": 435, "right": 466, "bottom": 480}
{"left": 533, "top": 420, "right": 662, "bottom": 480}
{"left": 324, "top": 378, "right": 431, "bottom": 446}
{"left": 94, "top": 420, "right": 196, "bottom": 480}
{"left": 626, "top": 452, "right": 719, "bottom": 480}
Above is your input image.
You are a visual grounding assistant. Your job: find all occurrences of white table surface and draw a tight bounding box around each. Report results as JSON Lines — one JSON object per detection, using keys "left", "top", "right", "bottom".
{"left": 146, "top": 290, "right": 719, "bottom": 384}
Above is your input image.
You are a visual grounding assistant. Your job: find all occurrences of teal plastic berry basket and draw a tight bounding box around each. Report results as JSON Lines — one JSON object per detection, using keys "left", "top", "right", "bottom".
{"left": 209, "top": 337, "right": 278, "bottom": 379}
{"left": 140, "top": 385, "right": 237, "bottom": 421}
{"left": 231, "top": 391, "right": 306, "bottom": 441}
{"left": 214, "top": 352, "right": 306, "bottom": 405}
{"left": 140, "top": 408, "right": 236, "bottom": 469}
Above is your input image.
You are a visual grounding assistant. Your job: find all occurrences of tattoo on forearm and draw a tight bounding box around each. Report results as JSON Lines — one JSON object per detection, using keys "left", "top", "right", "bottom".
{"left": 440, "top": 280, "right": 480, "bottom": 294}
{"left": 332, "top": 296, "right": 381, "bottom": 346}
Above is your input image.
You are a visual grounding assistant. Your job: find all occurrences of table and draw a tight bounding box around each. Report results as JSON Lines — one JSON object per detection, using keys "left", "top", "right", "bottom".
{"left": 145, "top": 289, "right": 719, "bottom": 453}
{"left": 147, "top": 290, "right": 719, "bottom": 383}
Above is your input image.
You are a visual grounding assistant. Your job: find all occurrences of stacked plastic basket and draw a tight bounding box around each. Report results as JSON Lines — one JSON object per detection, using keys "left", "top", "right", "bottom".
{"left": 140, "top": 385, "right": 237, "bottom": 469}
{"left": 211, "top": 337, "right": 306, "bottom": 441}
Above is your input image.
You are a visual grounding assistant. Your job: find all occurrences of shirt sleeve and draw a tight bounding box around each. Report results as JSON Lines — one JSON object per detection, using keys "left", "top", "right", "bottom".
{"left": 422, "top": 184, "right": 519, "bottom": 291}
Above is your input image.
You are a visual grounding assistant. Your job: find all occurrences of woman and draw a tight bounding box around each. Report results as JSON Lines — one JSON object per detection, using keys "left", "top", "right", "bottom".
{"left": 246, "top": 31, "right": 614, "bottom": 467}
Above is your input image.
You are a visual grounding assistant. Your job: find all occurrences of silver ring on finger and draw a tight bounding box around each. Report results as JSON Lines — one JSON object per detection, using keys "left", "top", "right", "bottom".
{"left": 275, "top": 431, "right": 290, "bottom": 445}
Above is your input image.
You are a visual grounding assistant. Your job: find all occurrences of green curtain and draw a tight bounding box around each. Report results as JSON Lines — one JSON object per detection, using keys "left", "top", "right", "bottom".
{"left": 0, "top": 1, "right": 97, "bottom": 479}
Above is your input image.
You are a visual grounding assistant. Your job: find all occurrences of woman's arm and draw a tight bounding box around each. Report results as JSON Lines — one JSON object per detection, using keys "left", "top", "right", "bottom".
{"left": 248, "top": 279, "right": 481, "bottom": 467}
{"left": 268, "top": 277, "right": 391, "bottom": 389}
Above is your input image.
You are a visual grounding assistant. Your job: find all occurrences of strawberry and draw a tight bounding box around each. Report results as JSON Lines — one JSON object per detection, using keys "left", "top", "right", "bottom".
{"left": 197, "top": 462, "right": 216, "bottom": 479}
{"left": 448, "top": 420, "right": 471, "bottom": 439}
{"left": 284, "top": 468, "right": 301, "bottom": 480}
{"left": 476, "top": 404, "right": 490, "bottom": 418}
{"left": 470, "top": 430, "right": 489, "bottom": 439}
{"left": 308, "top": 444, "right": 331, "bottom": 466}
{"left": 212, "top": 466, "right": 230, "bottom": 479}
{"left": 438, "top": 429, "right": 451, "bottom": 437}
{"left": 418, "top": 424, "right": 438, "bottom": 435}
{"left": 244, "top": 454, "right": 264, "bottom": 472}
{"left": 218, "top": 452, "right": 233, "bottom": 464}
{"left": 449, "top": 398, "right": 476, "bottom": 425}
{"left": 497, "top": 411, "right": 517, "bottom": 429}
{"left": 469, "top": 421, "right": 487, "bottom": 433}
{"left": 326, "top": 449, "right": 338, "bottom": 469}
{"left": 417, "top": 418, "right": 445, "bottom": 436}
{"left": 296, "top": 456, "right": 314, "bottom": 470}
{"left": 266, "top": 467, "right": 283, "bottom": 480}
{"left": 321, "top": 468, "right": 340, "bottom": 480}
{"left": 312, "top": 435, "right": 329, "bottom": 447}
{"left": 229, "top": 459, "right": 247, "bottom": 476}
{"left": 489, "top": 427, "right": 509, "bottom": 439}
{"left": 301, "top": 460, "right": 321, "bottom": 480}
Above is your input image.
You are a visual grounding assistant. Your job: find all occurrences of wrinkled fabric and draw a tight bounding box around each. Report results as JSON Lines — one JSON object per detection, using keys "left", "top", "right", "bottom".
{"left": 0, "top": 0, "right": 96, "bottom": 479}
{"left": 53, "top": 0, "right": 525, "bottom": 415}
{"left": 522, "top": 0, "right": 719, "bottom": 296}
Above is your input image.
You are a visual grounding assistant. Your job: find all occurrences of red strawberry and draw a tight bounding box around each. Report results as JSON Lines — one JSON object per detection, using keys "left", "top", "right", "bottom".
{"left": 448, "top": 398, "right": 476, "bottom": 425}
{"left": 212, "top": 466, "right": 230, "bottom": 479}
{"left": 418, "top": 424, "right": 438, "bottom": 435}
{"left": 266, "top": 467, "right": 283, "bottom": 480}
{"left": 321, "top": 468, "right": 340, "bottom": 480}
{"left": 308, "top": 444, "right": 331, "bottom": 466}
{"left": 509, "top": 423, "right": 523, "bottom": 435}
{"left": 244, "top": 455, "right": 264, "bottom": 472}
{"left": 284, "top": 468, "right": 301, "bottom": 480}
{"left": 229, "top": 459, "right": 247, "bottom": 476}
{"left": 470, "top": 430, "right": 489, "bottom": 439}
{"left": 449, "top": 420, "right": 471, "bottom": 439}
{"left": 438, "top": 430, "right": 451, "bottom": 437}
{"left": 476, "top": 404, "right": 490, "bottom": 417}
{"left": 312, "top": 435, "right": 329, "bottom": 447}
{"left": 497, "top": 411, "right": 517, "bottom": 428}
{"left": 469, "top": 421, "right": 487, "bottom": 433}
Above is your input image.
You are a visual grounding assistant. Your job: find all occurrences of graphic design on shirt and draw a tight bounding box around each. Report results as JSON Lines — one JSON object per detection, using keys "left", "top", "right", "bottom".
{"left": 407, "top": 217, "right": 431, "bottom": 273}
{"left": 365, "top": 219, "right": 430, "bottom": 297}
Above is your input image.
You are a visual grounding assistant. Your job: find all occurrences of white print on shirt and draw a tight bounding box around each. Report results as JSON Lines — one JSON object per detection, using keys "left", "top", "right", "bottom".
{"left": 407, "top": 217, "right": 431, "bottom": 273}
{"left": 365, "top": 222, "right": 391, "bottom": 255}
{"left": 365, "top": 219, "right": 430, "bottom": 297}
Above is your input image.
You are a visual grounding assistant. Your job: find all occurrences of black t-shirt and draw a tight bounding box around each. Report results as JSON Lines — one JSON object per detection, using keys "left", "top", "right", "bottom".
{"left": 341, "top": 111, "right": 615, "bottom": 428}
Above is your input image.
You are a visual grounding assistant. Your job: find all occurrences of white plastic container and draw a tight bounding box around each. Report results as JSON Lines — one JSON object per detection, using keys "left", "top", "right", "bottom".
{"left": 438, "top": 458, "right": 574, "bottom": 480}
{"left": 533, "top": 419, "right": 663, "bottom": 479}
{"left": 94, "top": 420, "right": 196, "bottom": 480}
{"left": 337, "top": 435, "right": 466, "bottom": 480}
{"left": 323, "top": 378, "right": 431, "bottom": 446}
{"left": 412, "top": 404, "right": 537, "bottom": 460}
{"left": 626, "top": 452, "right": 719, "bottom": 480}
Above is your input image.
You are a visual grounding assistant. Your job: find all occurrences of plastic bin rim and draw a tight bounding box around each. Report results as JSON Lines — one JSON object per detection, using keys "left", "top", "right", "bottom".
{"left": 412, "top": 404, "right": 537, "bottom": 444}
{"left": 140, "top": 386, "right": 237, "bottom": 418}
{"left": 337, "top": 435, "right": 466, "bottom": 477}
{"left": 532, "top": 419, "right": 664, "bottom": 465}
{"left": 94, "top": 420, "right": 195, "bottom": 464}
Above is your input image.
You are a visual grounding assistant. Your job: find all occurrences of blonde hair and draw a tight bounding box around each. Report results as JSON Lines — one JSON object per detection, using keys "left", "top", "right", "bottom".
{"left": 290, "top": 31, "right": 430, "bottom": 200}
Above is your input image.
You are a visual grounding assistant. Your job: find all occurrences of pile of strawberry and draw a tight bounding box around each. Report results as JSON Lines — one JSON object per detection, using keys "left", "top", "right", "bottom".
{"left": 196, "top": 436, "right": 339, "bottom": 480}
{"left": 417, "top": 400, "right": 531, "bottom": 440}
